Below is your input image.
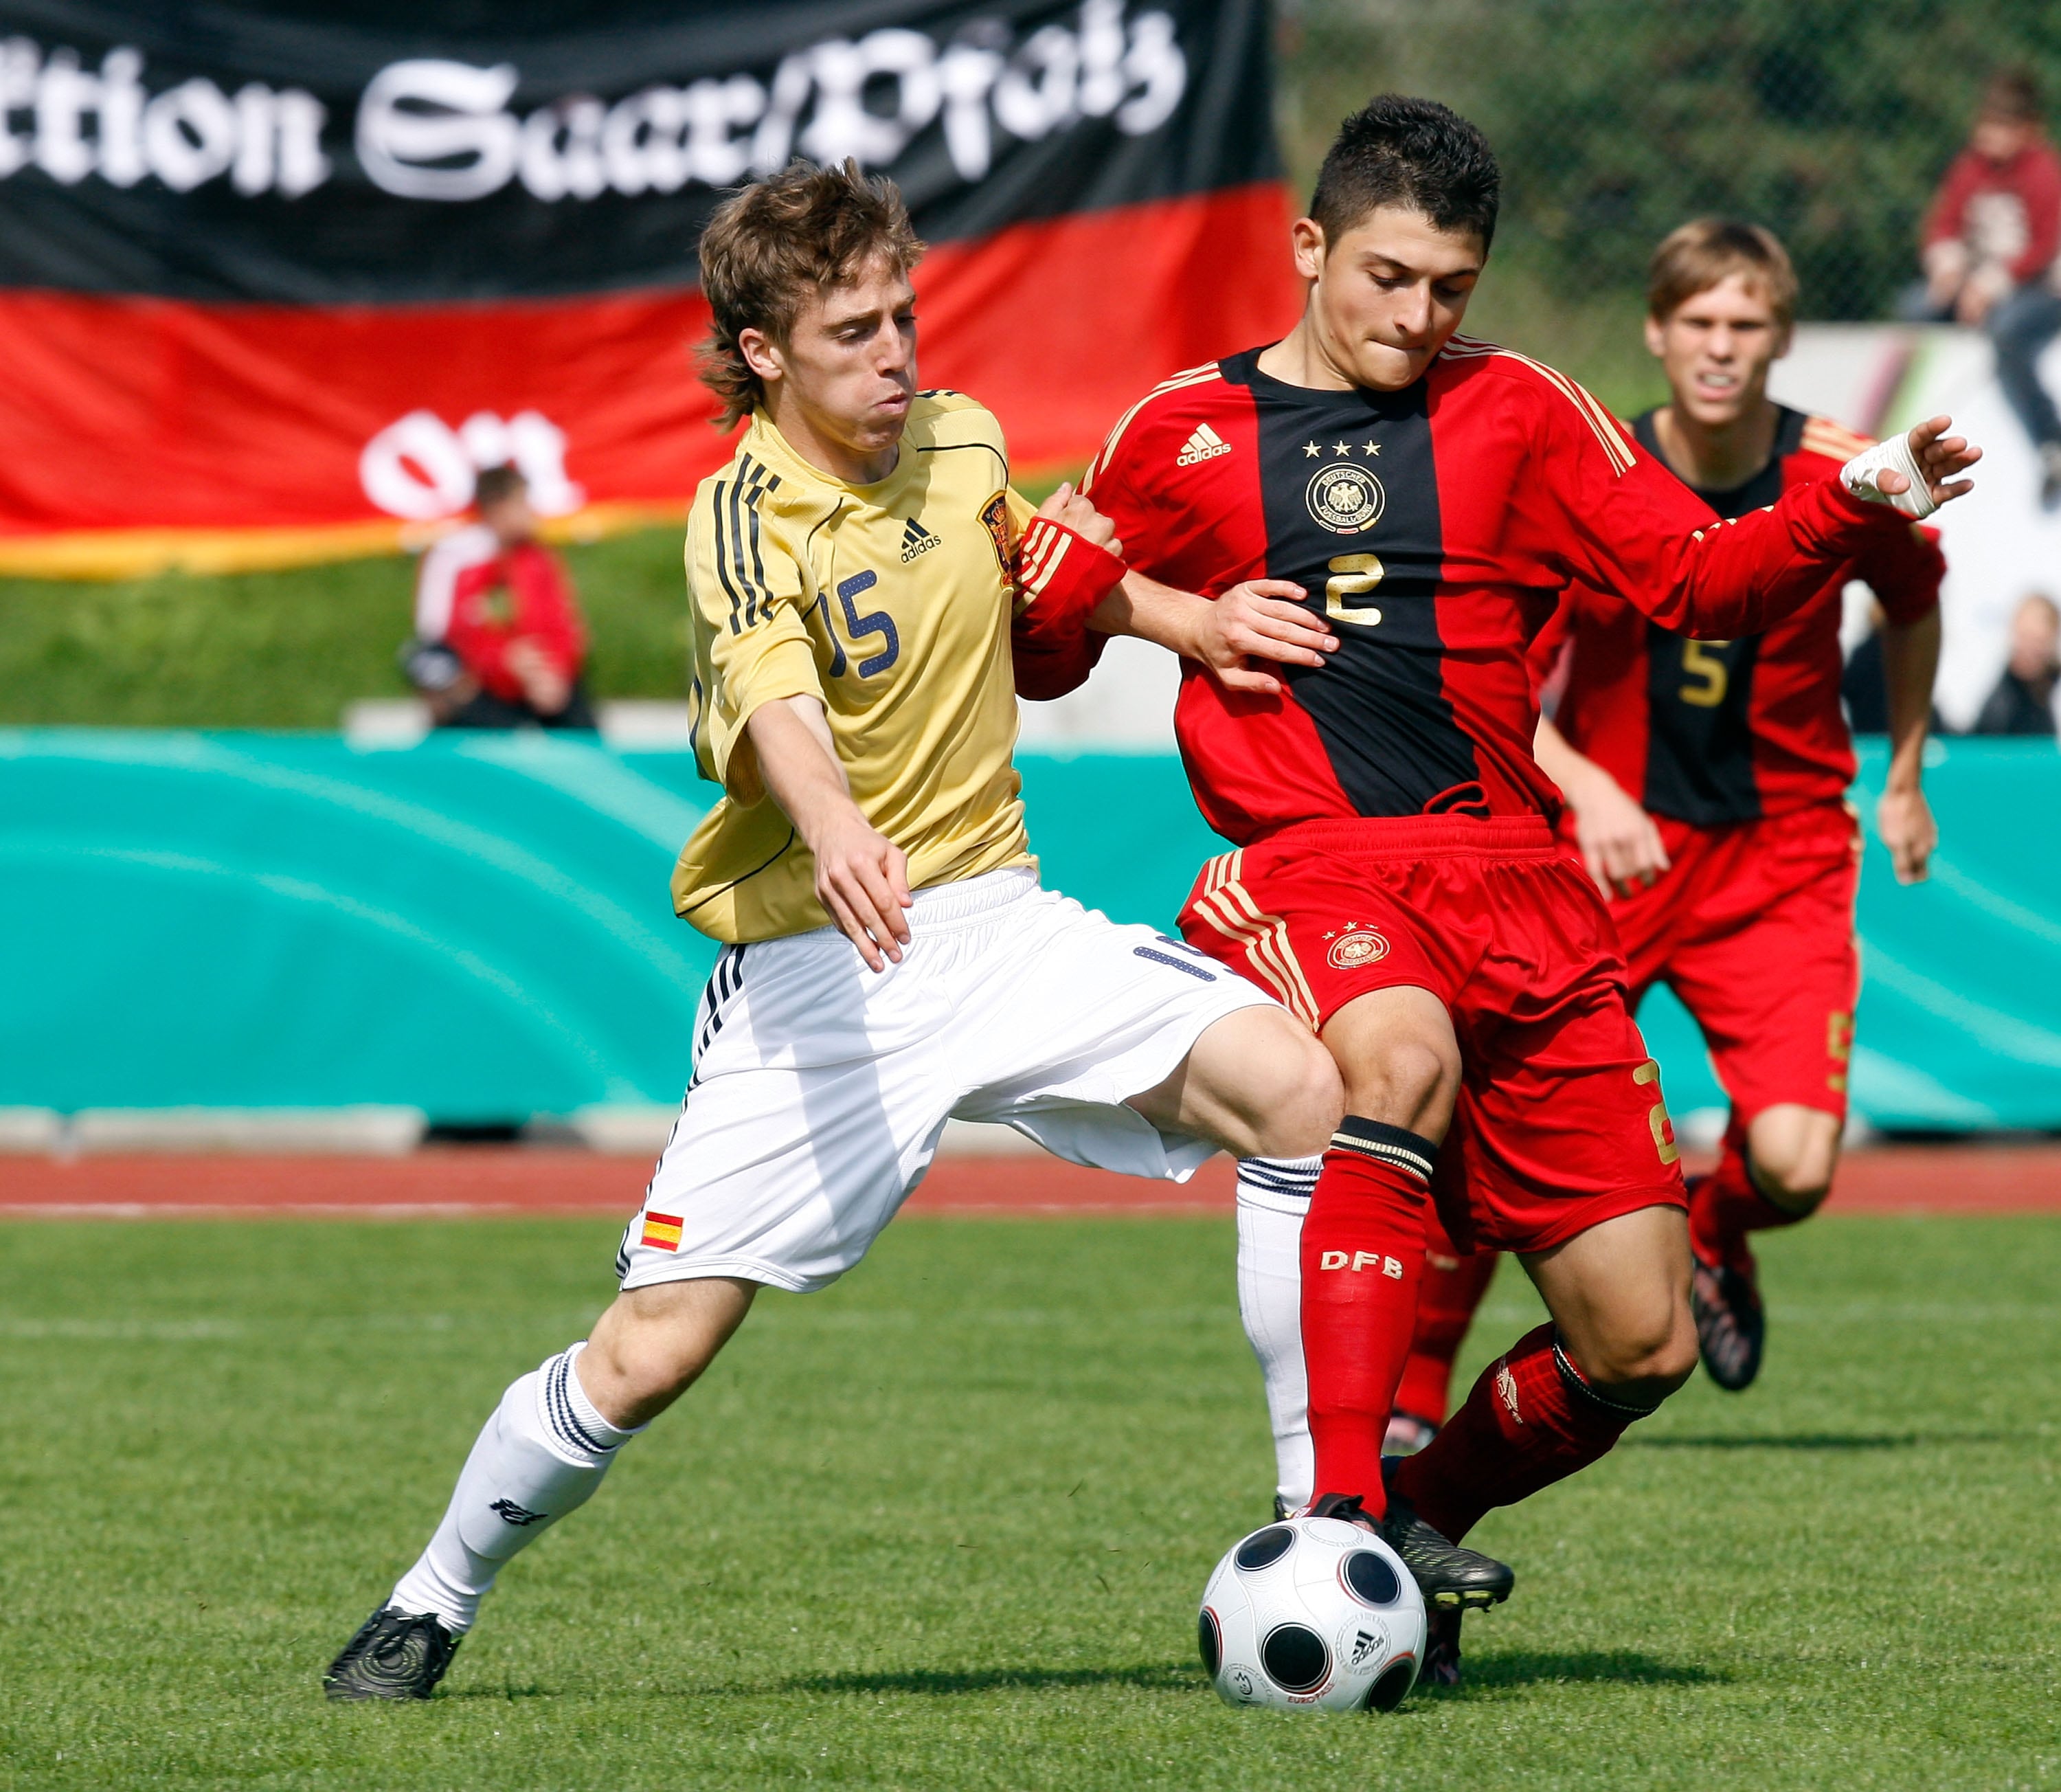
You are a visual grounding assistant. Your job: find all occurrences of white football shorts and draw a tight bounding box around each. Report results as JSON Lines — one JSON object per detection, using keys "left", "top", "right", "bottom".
{"left": 615, "top": 867, "right": 1276, "bottom": 1293}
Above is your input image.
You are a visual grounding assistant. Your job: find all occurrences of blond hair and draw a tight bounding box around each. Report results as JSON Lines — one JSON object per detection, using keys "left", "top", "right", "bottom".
{"left": 1647, "top": 219, "right": 1798, "bottom": 331}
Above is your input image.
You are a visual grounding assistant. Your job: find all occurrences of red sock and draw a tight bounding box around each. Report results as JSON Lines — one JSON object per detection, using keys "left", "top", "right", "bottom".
{"left": 1688, "top": 1113, "right": 1812, "bottom": 1272}
{"left": 1394, "top": 1235, "right": 1498, "bottom": 1427}
{"left": 1390, "top": 1323, "right": 1649, "bottom": 1543}
{"left": 1300, "top": 1119, "right": 1437, "bottom": 1517}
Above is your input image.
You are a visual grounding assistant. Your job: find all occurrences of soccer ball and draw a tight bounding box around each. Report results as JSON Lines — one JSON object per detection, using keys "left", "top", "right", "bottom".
{"left": 1197, "top": 1516, "right": 1426, "bottom": 1712}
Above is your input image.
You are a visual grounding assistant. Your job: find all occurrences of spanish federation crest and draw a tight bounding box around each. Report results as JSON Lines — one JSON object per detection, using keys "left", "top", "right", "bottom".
{"left": 1307, "top": 462, "right": 1385, "bottom": 534}
{"left": 980, "top": 491, "right": 1011, "bottom": 574}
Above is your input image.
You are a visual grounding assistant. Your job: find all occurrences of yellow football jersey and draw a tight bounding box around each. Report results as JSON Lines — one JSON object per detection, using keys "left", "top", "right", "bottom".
{"left": 672, "top": 393, "right": 1041, "bottom": 943}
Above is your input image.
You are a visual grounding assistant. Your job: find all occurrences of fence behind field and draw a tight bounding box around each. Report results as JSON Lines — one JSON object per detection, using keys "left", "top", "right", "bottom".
{"left": 1277, "top": 1, "right": 2061, "bottom": 404}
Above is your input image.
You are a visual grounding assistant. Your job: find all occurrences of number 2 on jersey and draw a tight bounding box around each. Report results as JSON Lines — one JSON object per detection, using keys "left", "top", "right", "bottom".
{"left": 816, "top": 569, "right": 901, "bottom": 679}
{"left": 1679, "top": 638, "right": 1731, "bottom": 708}
{"left": 1325, "top": 553, "right": 1385, "bottom": 627}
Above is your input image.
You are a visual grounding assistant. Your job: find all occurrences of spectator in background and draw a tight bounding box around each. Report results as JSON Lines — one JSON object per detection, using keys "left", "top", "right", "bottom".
{"left": 1972, "top": 592, "right": 2061, "bottom": 737}
{"left": 401, "top": 464, "right": 596, "bottom": 730}
{"left": 1904, "top": 69, "right": 2061, "bottom": 508}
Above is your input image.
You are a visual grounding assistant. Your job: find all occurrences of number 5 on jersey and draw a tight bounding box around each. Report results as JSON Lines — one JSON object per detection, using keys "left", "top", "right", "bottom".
{"left": 815, "top": 569, "right": 900, "bottom": 678}
{"left": 1679, "top": 638, "right": 1731, "bottom": 708}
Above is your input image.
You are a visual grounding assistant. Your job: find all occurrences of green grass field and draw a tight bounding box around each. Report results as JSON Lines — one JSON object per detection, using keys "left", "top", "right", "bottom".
{"left": 0, "top": 528, "right": 697, "bottom": 731}
{"left": 3, "top": 1213, "right": 2056, "bottom": 1791}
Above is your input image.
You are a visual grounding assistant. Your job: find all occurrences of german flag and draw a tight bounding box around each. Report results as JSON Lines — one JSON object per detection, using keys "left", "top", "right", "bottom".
{"left": 640, "top": 1211, "right": 684, "bottom": 1251}
{"left": 0, "top": 2, "right": 1292, "bottom": 577}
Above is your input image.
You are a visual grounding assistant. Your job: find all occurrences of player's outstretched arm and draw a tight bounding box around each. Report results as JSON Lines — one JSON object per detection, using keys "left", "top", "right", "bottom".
{"left": 1088, "top": 571, "right": 1338, "bottom": 695}
{"left": 1566, "top": 406, "right": 1980, "bottom": 642}
{"left": 1533, "top": 715, "right": 1669, "bottom": 899}
{"left": 744, "top": 694, "right": 912, "bottom": 971}
{"left": 1876, "top": 606, "right": 1942, "bottom": 884}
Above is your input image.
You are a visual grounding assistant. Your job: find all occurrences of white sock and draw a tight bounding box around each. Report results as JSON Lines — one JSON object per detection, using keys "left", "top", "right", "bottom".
{"left": 1235, "top": 1156, "right": 1318, "bottom": 1512}
{"left": 388, "top": 1343, "right": 642, "bottom": 1633}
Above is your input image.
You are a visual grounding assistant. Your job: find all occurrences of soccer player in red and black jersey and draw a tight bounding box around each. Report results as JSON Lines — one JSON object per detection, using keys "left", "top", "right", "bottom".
{"left": 1039, "top": 97, "right": 1978, "bottom": 1662}
{"left": 1388, "top": 222, "right": 1947, "bottom": 1455}
{"left": 1529, "top": 222, "right": 1939, "bottom": 1390}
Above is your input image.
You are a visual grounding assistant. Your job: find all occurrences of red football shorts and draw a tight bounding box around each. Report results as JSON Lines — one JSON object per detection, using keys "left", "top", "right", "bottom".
{"left": 1596, "top": 798, "right": 1861, "bottom": 1125}
{"left": 1178, "top": 816, "right": 1687, "bottom": 1255}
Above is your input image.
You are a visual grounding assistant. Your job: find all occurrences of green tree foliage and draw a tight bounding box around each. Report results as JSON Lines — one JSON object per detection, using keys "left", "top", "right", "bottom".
{"left": 1281, "top": 0, "right": 2061, "bottom": 320}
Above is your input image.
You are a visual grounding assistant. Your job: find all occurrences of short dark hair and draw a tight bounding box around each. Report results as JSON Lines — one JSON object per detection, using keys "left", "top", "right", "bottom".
{"left": 697, "top": 159, "right": 926, "bottom": 429}
{"left": 1981, "top": 66, "right": 2042, "bottom": 123}
{"left": 1309, "top": 96, "right": 1500, "bottom": 249}
{"left": 473, "top": 464, "right": 526, "bottom": 510}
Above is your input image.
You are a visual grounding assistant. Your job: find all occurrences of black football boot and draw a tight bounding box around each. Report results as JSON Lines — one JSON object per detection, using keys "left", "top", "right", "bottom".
{"left": 1309, "top": 1489, "right": 1514, "bottom": 1611}
{"left": 1690, "top": 1247, "right": 1766, "bottom": 1391}
{"left": 323, "top": 1606, "right": 463, "bottom": 1702}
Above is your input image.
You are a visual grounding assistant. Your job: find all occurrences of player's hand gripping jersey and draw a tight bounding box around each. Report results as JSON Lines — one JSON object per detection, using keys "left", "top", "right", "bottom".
{"left": 1079, "top": 342, "right": 1915, "bottom": 842}
{"left": 1539, "top": 407, "right": 1944, "bottom": 825}
{"left": 674, "top": 392, "right": 1113, "bottom": 942}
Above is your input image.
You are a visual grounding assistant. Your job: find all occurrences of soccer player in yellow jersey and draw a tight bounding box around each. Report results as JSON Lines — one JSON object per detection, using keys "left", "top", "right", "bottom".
{"left": 325, "top": 161, "right": 1343, "bottom": 1701}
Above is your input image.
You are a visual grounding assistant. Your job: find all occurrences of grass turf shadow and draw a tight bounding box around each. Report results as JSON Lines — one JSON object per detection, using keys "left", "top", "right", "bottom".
{"left": 1628, "top": 1431, "right": 2009, "bottom": 1451}
{"left": 782, "top": 1662, "right": 1201, "bottom": 1696}
{"left": 1434, "top": 1650, "right": 1727, "bottom": 1693}
{"left": 430, "top": 1664, "right": 1206, "bottom": 1705}
{"left": 488, "top": 1655, "right": 1724, "bottom": 1705}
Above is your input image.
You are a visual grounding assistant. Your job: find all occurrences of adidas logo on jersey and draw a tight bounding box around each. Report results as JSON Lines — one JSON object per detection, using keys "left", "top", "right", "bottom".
{"left": 1177, "top": 423, "right": 1232, "bottom": 466}
{"left": 900, "top": 517, "right": 939, "bottom": 562}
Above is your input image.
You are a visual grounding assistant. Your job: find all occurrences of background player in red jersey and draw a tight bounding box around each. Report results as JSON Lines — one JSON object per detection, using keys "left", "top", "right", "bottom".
{"left": 1537, "top": 221, "right": 1939, "bottom": 1388}
{"left": 1048, "top": 96, "right": 1978, "bottom": 1677}
{"left": 1390, "top": 221, "right": 1948, "bottom": 1437}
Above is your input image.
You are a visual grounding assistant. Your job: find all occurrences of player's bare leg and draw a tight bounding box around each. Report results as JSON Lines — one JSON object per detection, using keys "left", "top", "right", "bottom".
{"left": 577, "top": 1277, "right": 759, "bottom": 1426}
{"left": 1689, "top": 1102, "right": 1840, "bottom": 1389}
{"left": 1125, "top": 1004, "right": 1343, "bottom": 1161}
{"left": 1744, "top": 1104, "right": 1841, "bottom": 1209}
{"left": 1523, "top": 1205, "right": 1698, "bottom": 1402}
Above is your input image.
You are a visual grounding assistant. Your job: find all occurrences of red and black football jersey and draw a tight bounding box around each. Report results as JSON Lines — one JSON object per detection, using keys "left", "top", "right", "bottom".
{"left": 1539, "top": 406, "right": 1944, "bottom": 825}
{"left": 1080, "top": 341, "right": 1908, "bottom": 846}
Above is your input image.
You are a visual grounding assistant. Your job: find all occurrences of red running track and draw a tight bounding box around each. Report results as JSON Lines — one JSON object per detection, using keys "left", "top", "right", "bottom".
{"left": 1, "top": 1145, "right": 2058, "bottom": 1218}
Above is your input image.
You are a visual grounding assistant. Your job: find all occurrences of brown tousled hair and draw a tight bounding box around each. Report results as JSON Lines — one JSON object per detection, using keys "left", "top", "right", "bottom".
{"left": 697, "top": 160, "right": 925, "bottom": 429}
{"left": 1647, "top": 218, "right": 1799, "bottom": 330}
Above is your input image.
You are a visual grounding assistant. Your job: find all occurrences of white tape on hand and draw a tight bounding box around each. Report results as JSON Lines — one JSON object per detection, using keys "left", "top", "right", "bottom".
{"left": 1840, "top": 432, "right": 1938, "bottom": 519}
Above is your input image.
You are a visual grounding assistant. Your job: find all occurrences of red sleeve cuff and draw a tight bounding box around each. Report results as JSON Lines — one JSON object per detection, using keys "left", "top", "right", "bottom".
{"left": 1009, "top": 515, "right": 1127, "bottom": 702}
